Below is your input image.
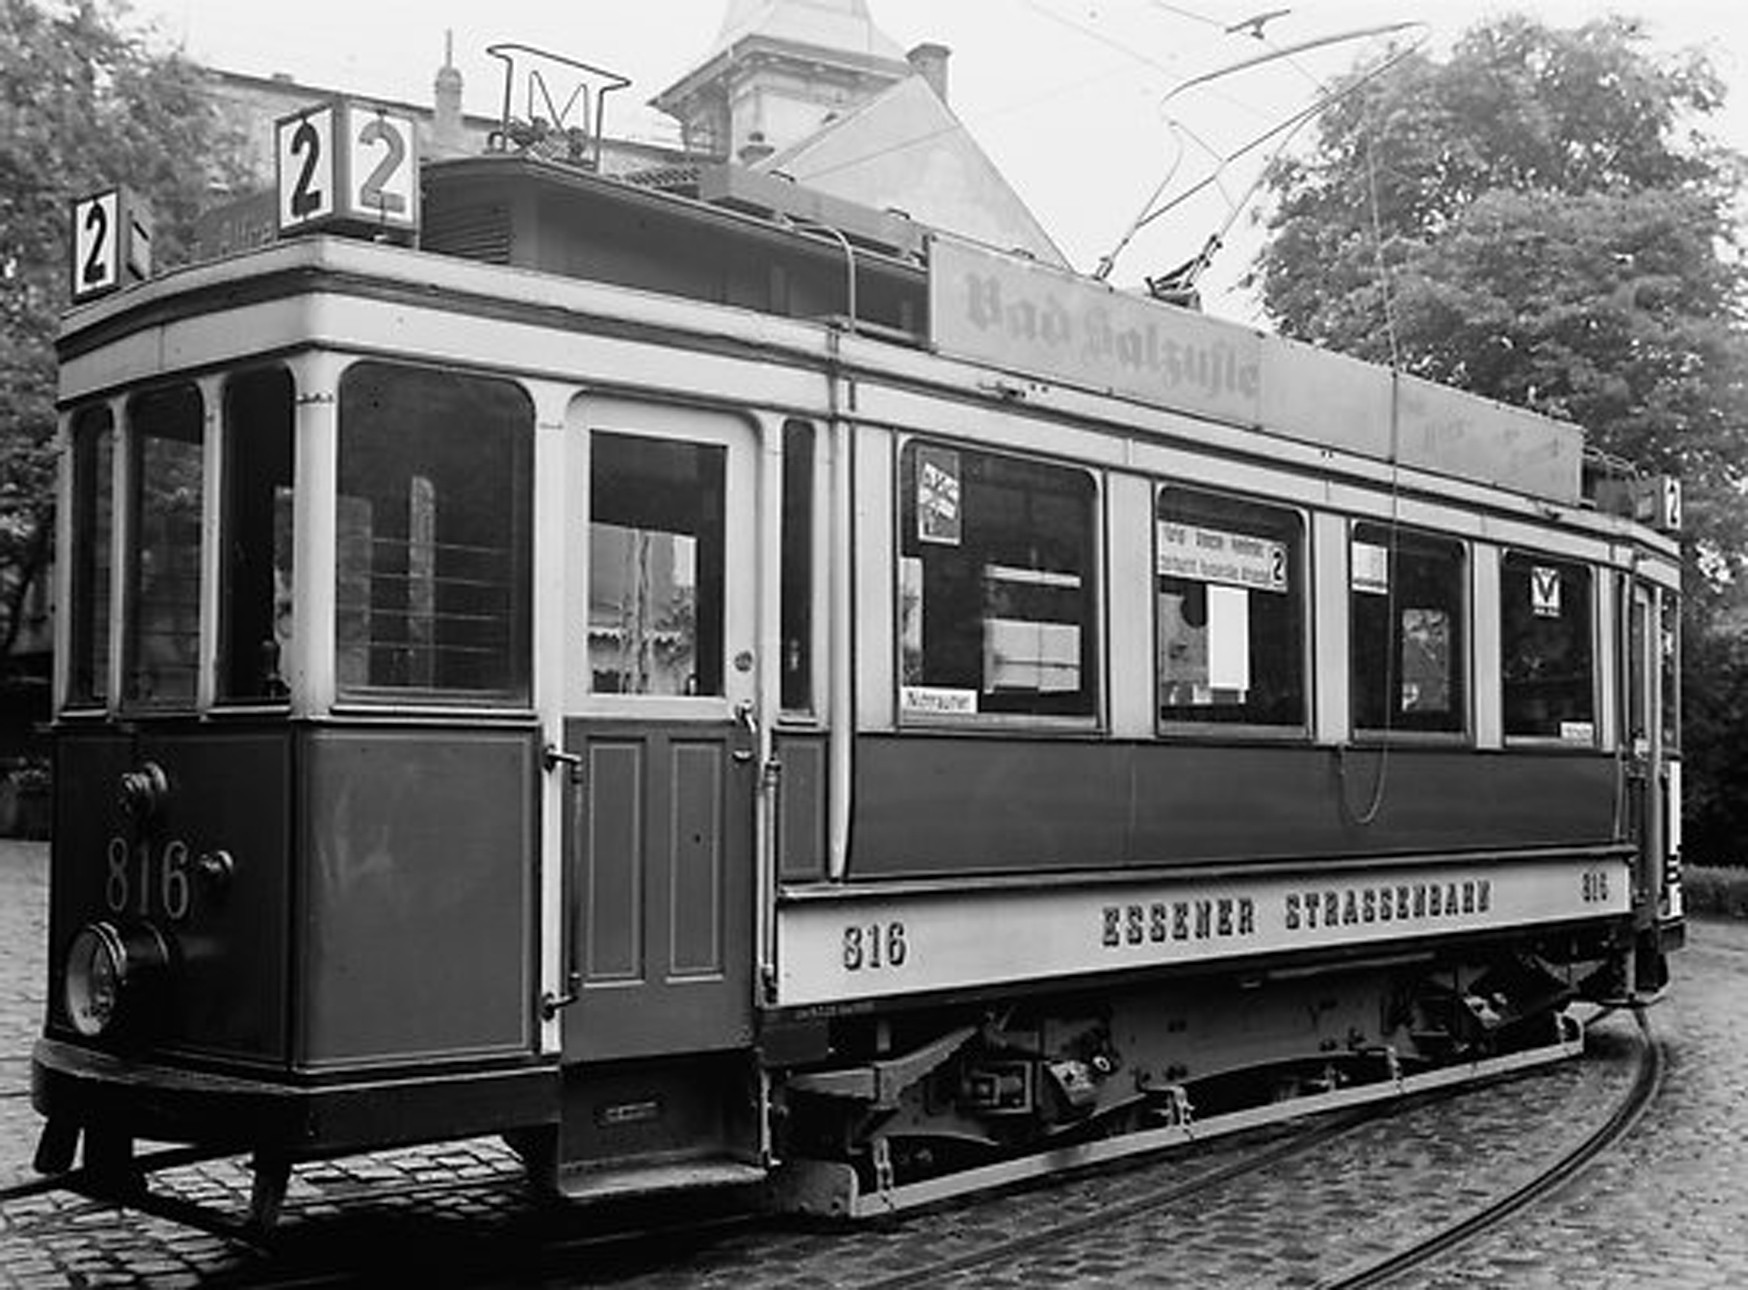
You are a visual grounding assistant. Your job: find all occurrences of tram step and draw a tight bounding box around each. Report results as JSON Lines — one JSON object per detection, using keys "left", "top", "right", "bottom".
{"left": 555, "top": 1157, "right": 768, "bottom": 1201}
{"left": 559, "top": 1051, "right": 760, "bottom": 1177}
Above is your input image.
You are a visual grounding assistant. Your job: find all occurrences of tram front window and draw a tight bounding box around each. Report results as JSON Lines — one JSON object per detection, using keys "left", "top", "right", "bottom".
{"left": 124, "top": 385, "right": 203, "bottom": 706}
{"left": 335, "top": 362, "right": 533, "bottom": 700}
{"left": 220, "top": 368, "right": 294, "bottom": 701}
{"left": 67, "top": 406, "right": 114, "bottom": 707}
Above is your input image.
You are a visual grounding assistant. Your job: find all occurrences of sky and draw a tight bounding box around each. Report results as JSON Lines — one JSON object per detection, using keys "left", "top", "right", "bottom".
{"left": 122, "top": 0, "right": 1748, "bottom": 322}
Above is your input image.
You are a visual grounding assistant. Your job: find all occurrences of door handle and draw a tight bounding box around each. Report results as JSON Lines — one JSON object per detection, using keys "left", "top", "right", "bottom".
{"left": 543, "top": 743, "right": 584, "bottom": 781}
{"left": 732, "top": 702, "right": 757, "bottom": 763}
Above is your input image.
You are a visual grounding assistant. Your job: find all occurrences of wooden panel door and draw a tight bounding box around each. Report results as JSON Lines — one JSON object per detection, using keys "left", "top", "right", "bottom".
{"left": 561, "top": 406, "right": 759, "bottom": 1062}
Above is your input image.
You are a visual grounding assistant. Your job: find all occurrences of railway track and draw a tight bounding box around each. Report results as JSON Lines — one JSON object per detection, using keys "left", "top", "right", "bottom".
{"left": 0, "top": 1012, "right": 1662, "bottom": 1287}
{"left": 855, "top": 1108, "right": 1383, "bottom": 1290}
{"left": 815, "top": 1008, "right": 1664, "bottom": 1290}
{"left": 1316, "top": 1007, "right": 1664, "bottom": 1289}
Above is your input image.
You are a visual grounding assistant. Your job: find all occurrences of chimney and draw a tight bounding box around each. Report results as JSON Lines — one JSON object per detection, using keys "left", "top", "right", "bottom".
{"left": 433, "top": 30, "right": 464, "bottom": 156}
{"left": 908, "top": 43, "right": 951, "bottom": 104}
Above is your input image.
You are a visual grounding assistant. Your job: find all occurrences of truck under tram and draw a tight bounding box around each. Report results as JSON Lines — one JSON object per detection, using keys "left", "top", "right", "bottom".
{"left": 33, "top": 103, "right": 1682, "bottom": 1224}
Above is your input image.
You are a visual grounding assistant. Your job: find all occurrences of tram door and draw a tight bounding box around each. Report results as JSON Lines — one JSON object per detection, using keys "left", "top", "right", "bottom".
{"left": 559, "top": 404, "right": 759, "bottom": 1062}
{"left": 1624, "top": 580, "right": 1663, "bottom": 936}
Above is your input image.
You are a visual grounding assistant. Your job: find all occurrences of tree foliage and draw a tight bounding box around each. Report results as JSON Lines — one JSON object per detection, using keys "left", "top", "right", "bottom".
{"left": 1253, "top": 15, "right": 1748, "bottom": 862}
{"left": 0, "top": 0, "right": 249, "bottom": 664}
{"left": 1681, "top": 628, "right": 1748, "bottom": 865}
{"left": 1255, "top": 17, "right": 1748, "bottom": 576}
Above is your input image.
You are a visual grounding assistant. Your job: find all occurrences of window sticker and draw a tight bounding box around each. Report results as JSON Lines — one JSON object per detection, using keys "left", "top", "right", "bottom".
{"left": 1207, "top": 584, "right": 1252, "bottom": 696}
{"left": 1531, "top": 566, "right": 1563, "bottom": 619}
{"left": 1158, "top": 521, "right": 1287, "bottom": 593}
{"left": 902, "top": 686, "right": 978, "bottom": 715}
{"left": 916, "top": 445, "right": 962, "bottom": 546}
{"left": 1352, "top": 541, "right": 1390, "bottom": 595}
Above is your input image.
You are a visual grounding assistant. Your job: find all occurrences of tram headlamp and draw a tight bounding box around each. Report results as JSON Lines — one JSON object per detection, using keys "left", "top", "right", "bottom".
{"left": 63, "top": 921, "right": 169, "bottom": 1039}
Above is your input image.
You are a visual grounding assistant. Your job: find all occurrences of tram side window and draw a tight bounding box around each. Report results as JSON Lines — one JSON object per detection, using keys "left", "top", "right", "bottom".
{"left": 67, "top": 406, "right": 115, "bottom": 707}
{"left": 1156, "top": 487, "right": 1305, "bottom": 728}
{"left": 124, "top": 385, "right": 204, "bottom": 706}
{"left": 1500, "top": 553, "right": 1594, "bottom": 741}
{"left": 589, "top": 431, "right": 725, "bottom": 697}
{"left": 1351, "top": 524, "right": 1466, "bottom": 734}
{"left": 336, "top": 363, "right": 532, "bottom": 700}
{"left": 219, "top": 369, "right": 294, "bottom": 701}
{"left": 898, "top": 441, "right": 1097, "bottom": 719}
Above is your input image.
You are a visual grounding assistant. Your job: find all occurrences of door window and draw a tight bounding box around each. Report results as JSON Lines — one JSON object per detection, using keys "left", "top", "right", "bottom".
{"left": 780, "top": 420, "right": 815, "bottom": 713}
{"left": 589, "top": 431, "right": 726, "bottom": 697}
{"left": 1628, "top": 585, "right": 1649, "bottom": 749}
{"left": 1660, "top": 592, "right": 1680, "bottom": 751}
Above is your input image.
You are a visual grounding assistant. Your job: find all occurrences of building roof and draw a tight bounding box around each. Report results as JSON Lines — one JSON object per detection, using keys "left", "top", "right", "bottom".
{"left": 654, "top": 0, "right": 912, "bottom": 119}
{"left": 757, "top": 75, "right": 1068, "bottom": 269}
{"left": 712, "top": 0, "right": 909, "bottom": 64}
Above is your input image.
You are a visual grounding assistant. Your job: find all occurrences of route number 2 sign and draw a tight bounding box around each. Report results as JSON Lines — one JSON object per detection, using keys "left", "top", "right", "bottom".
{"left": 69, "top": 188, "right": 152, "bottom": 303}
{"left": 275, "top": 99, "right": 420, "bottom": 239}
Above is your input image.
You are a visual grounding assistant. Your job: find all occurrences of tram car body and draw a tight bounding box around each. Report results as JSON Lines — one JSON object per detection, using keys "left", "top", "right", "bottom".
{"left": 34, "top": 108, "right": 1682, "bottom": 1221}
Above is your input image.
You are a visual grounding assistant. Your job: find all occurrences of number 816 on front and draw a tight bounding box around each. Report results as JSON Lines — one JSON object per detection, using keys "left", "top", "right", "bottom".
{"left": 274, "top": 98, "right": 419, "bottom": 239}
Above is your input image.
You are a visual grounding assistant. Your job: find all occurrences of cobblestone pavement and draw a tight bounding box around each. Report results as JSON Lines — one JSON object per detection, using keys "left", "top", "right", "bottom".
{"left": 3, "top": 836, "right": 1746, "bottom": 1287}
{"left": 1407, "top": 923, "right": 1748, "bottom": 1288}
{"left": 0, "top": 842, "right": 47, "bottom": 1197}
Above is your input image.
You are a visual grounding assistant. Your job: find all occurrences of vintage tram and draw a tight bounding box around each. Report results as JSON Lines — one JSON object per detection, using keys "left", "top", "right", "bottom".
{"left": 33, "top": 94, "right": 1682, "bottom": 1226}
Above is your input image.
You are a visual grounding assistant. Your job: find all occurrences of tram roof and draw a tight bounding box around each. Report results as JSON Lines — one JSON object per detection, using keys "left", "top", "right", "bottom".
{"left": 418, "top": 152, "right": 1606, "bottom": 509}
{"left": 67, "top": 148, "right": 1679, "bottom": 527}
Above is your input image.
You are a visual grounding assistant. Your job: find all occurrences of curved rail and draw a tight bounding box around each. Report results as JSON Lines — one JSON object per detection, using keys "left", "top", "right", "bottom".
{"left": 1316, "top": 1007, "right": 1664, "bottom": 1289}
{"left": 0, "top": 1014, "right": 1658, "bottom": 1285}
{"left": 858, "top": 1108, "right": 1381, "bottom": 1290}
{"left": 846, "top": 1013, "right": 1654, "bottom": 1290}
